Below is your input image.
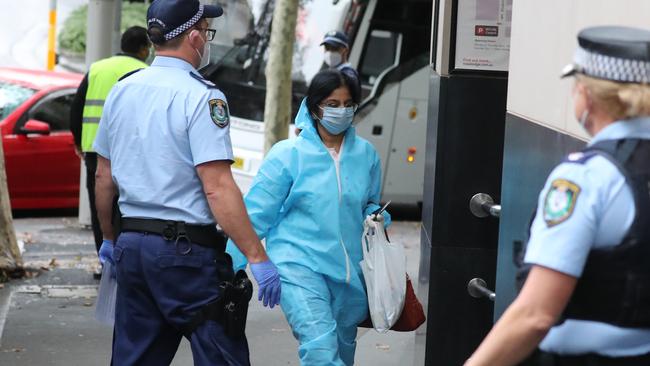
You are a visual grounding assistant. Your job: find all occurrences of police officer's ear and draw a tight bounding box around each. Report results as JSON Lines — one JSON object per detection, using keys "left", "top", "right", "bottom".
{"left": 341, "top": 47, "right": 349, "bottom": 59}
{"left": 137, "top": 44, "right": 151, "bottom": 62}
{"left": 576, "top": 81, "right": 594, "bottom": 109}
{"left": 188, "top": 29, "right": 204, "bottom": 49}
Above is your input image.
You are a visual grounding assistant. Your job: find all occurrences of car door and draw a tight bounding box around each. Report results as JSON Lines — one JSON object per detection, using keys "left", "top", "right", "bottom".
{"left": 5, "top": 89, "right": 80, "bottom": 209}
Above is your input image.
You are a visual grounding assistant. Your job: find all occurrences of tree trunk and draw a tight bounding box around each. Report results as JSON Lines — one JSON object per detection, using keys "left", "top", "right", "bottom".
{"left": 263, "top": 0, "right": 299, "bottom": 154}
{"left": 0, "top": 139, "right": 21, "bottom": 271}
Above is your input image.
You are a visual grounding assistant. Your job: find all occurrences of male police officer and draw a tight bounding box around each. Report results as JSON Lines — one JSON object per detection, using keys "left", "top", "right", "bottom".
{"left": 93, "top": 0, "right": 281, "bottom": 364}
{"left": 70, "top": 26, "right": 150, "bottom": 261}
{"left": 321, "top": 30, "right": 361, "bottom": 100}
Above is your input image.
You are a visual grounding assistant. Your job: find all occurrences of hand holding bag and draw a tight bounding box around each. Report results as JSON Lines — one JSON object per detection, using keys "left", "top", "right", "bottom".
{"left": 359, "top": 216, "right": 407, "bottom": 333}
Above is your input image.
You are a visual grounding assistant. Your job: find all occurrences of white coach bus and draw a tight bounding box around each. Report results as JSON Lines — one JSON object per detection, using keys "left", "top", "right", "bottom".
{"left": 202, "top": 0, "right": 433, "bottom": 207}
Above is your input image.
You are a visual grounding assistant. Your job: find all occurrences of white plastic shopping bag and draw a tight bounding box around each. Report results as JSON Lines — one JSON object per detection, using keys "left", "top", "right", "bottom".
{"left": 95, "top": 262, "right": 117, "bottom": 326}
{"left": 359, "top": 216, "right": 407, "bottom": 333}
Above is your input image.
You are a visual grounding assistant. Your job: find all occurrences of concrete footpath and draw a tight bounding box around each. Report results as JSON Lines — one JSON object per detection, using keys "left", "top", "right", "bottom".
{"left": 0, "top": 217, "right": 421, "bottom": 365}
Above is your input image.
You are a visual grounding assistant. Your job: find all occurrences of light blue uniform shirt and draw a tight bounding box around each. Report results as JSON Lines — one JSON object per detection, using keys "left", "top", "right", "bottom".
{"left": 94, "top": 56, "right": 233, "bottom": 224}
{"left": 525, "top": 117, "right": 650, "bottom": 356}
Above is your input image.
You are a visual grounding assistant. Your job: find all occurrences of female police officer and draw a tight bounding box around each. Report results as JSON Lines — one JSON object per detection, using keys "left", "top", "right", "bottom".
{"left": 466, "top": 26, "right": 650, "bottom": 366}
{"left": 93, "top": 0, "right": 280, "bottom": 364}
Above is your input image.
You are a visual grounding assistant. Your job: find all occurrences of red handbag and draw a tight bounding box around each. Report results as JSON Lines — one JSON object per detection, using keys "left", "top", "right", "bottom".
{"left": 359, "top": 274, "right": 426, "bottom": 332}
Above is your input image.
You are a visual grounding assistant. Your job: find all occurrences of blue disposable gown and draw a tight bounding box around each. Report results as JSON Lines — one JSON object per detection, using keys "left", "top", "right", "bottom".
{"left": 227, "top": 99, "right": 390, "bottom": 280}
{"left": 227, "top": 99, "right": 390, "bottom": 365}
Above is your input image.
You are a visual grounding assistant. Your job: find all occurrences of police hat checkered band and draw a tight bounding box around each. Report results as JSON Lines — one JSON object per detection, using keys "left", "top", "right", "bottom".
{"left": 164, "top": 4, "right": 204, "bottom": 41}
{"left": 573, "top": 45, "right": 650, "bottom": 83}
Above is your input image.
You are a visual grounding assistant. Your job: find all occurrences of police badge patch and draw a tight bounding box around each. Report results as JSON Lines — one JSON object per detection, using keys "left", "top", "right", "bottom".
{"left": 543, "top": 179, "right": 581, "bottom": 227}
{"left": 209, "top": 99, "right": 230, "bottom": 128}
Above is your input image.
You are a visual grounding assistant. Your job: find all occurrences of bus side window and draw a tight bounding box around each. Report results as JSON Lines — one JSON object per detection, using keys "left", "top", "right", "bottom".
{"left": 358, "top": 30, "right": 400, "bottom": 100}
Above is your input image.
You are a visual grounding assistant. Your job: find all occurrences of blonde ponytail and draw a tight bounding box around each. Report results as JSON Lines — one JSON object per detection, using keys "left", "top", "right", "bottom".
{"left": 577, "top": 75, "right": 650, "bottom": 120}
{"left": 617, "top": 83, "right": 650, "bottom": 117}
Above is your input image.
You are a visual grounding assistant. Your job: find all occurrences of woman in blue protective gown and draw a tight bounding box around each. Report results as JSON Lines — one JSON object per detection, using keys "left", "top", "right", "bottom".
{"left": 227, "top": 69, "right": 390, "bottom": 365}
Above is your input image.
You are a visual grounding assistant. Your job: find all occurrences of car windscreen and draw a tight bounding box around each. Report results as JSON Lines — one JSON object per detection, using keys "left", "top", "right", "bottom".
{"left": 0, "top": 81, "right": 36, "bottom": 121}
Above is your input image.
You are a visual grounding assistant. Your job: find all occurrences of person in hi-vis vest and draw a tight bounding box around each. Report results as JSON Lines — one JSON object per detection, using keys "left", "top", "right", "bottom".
{"left": 70, "top": 26, "right": 151, "bottom": 262}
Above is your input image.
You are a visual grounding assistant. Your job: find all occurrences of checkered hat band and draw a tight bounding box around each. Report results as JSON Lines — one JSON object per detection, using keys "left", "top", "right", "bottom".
{"left": 574, "top": 46, "right": 650, "bottom": 83}
{"left": 164, "top": 4, "right": 204, "bottom": 41}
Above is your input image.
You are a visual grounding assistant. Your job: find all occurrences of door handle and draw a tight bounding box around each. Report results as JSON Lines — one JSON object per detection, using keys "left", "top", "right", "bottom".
{"left": 467, "top": 278, "right": 496, "bottom": 301}
{"left": 469, "top": 193, "right": 501, "bottom": 218}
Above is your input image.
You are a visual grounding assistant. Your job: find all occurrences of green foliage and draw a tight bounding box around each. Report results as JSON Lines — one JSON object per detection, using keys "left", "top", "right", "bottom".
{"left": 58, "top": 2, "right": 149, "bottom": 54}
{"left": 58, "top": 5, "right": 87, "bottom": 54}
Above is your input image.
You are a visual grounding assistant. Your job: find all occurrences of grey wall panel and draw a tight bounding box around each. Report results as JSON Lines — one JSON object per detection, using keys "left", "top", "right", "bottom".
{"left": 507, "top": 0, "right": 650, "bottom": 137}
{"left": 493, "top": 113, "right": 585, "bottom": 318}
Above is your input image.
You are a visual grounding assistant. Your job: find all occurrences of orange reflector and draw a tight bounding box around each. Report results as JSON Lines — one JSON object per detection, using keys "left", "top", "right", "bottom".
{"left": 408, "top": 146, "right": 417, "bottom": 154}
{"left": 409, "top": 107, "right": 418, "bottom": 120}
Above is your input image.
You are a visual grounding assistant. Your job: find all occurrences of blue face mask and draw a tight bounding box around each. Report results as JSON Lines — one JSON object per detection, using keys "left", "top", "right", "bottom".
{"left": 317, "top": 106, "right": 355, "bottom": 135}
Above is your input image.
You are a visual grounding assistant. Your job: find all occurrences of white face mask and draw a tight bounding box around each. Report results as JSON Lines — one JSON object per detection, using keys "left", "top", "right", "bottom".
{"left": 324, "top": 51, "right": 343, "bottom": 67}
{"left": 196, "top": 40, "right": 211, "bottom": 70}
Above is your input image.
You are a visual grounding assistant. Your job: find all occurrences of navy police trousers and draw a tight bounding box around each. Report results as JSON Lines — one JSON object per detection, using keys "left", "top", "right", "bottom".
{"left": 111, "top": 232, "right": 250, "bottom": 365}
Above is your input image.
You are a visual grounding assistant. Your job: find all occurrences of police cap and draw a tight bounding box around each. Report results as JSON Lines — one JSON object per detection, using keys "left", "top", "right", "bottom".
{"left": 562, "top": 26, "right": 650, "bottom": 83}
{"left": 321, "top": 30, "right": 349, "bottom": 49}
{"left": 147, "top": 0, "right": 223, "bottom": 43}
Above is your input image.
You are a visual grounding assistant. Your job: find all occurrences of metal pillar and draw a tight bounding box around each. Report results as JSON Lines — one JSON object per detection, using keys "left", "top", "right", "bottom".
{"left": 417, "top": 0, "right": 508, "bottom": 364}
{"left": 112, "top": 0, "right": 122, "bottom": 55}
{"left": 47, "top": 0, "right": 58, "bottom": 70}
{"left": 85, "top": 0, "right": 117, "bottom": 66}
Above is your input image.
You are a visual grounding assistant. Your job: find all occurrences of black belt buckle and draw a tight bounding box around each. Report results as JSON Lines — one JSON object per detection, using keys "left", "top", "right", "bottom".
{"left": 174, "top": 222, "right": 192, "bottom": 255}
{"left": 162, "top": 221, "right": 176, "bottom": 241}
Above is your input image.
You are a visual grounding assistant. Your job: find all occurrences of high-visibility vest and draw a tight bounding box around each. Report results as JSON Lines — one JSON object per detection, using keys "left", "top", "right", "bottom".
{"left": 81, "top": 55, "right": 147, "bottom": 152}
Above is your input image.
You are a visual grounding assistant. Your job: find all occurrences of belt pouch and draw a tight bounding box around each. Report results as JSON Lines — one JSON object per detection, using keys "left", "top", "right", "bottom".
{"left": 220, "top": 269, "right": 253, "bottom": 338}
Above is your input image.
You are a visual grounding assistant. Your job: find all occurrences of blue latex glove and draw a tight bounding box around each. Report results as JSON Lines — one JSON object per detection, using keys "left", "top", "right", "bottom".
{"left": 98, "top": 239, "right": 114, "bottom": 265}
{"left": 250, "top": 260, "right": 281, "bottom": 308}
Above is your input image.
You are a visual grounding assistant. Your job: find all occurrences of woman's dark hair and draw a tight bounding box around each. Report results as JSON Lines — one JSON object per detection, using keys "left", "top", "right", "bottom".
{"left": 306, "top": 69, "right": 360, "bottom": 116}
{"left": 121, "top": 26, "right": 150, "bottom": 54}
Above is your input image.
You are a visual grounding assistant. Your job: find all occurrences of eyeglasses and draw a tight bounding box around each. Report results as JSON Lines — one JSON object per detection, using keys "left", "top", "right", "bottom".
{"left": 195, "top": 27, "right": 216, "bottom": 41}
{"left": 319, "top": 102, "right": 358, "bottom": 112}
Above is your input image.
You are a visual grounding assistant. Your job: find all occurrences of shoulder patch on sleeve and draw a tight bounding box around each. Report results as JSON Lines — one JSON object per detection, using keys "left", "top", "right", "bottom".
{"left": 543, "top": 179, "right": 581, "bottom": 227}
{"left": 189, "top": 72, "right": 218, "bottom": 88}
{"left": 118, "top": 68, "right": 143, "bottom": 81}
{"left": 209, "top": 99, "right": 230, "bottom": 128}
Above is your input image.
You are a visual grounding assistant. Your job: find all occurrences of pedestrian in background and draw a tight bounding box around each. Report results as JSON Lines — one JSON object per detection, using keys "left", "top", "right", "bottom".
{"left": 322, "top": 30, "right": 361, "bottom": 100}
{"left": 466, "top": 26, "right": 650, "bottom": 366}
{"left": 92, "top": 0, "right": 280, "bottom": 364}
{"left": 70, "top": 25, "right": 150, "bottom": 270}
{"left": 227, "top": 69, "right": 391, "bottom": 365}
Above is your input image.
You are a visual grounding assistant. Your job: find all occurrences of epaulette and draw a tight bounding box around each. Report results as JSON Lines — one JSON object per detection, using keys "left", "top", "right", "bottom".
{"left": 563, "top": 151, "right": 600, "bottom": 165}
{"left": 189, "top": 72, "right": 218, "bottom": 89}
{"left": 118, "top": 68, "right": 143, "bottom": 81}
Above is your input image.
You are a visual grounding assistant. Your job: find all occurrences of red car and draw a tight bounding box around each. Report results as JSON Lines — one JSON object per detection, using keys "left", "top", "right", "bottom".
{"left": 0, "top": 68, "right": 83, "bottom": 209}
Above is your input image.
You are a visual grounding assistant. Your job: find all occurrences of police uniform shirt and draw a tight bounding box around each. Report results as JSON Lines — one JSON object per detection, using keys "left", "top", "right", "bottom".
{"left": 524, "top": 117, "right": 650, "bottom": 356}
{"left": 93, "top": 56, "right": 233, "bottom": 224}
